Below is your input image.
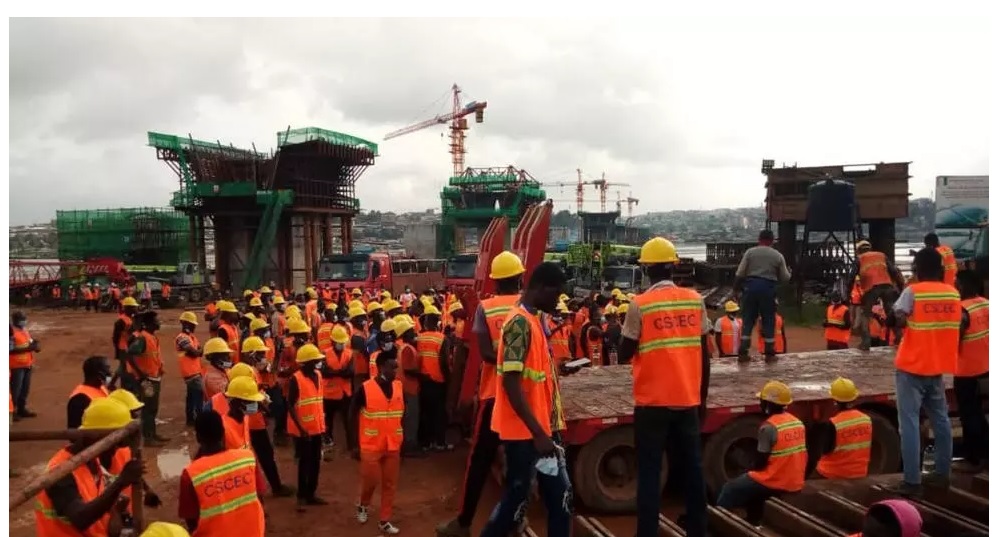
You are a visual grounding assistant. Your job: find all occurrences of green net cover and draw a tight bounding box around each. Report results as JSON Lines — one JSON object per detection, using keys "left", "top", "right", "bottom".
{"left": 276, "top": 127, "right": 378, "bottom": 155}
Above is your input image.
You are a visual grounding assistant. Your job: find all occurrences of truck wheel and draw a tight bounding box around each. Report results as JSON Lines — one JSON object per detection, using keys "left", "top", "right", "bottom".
{"left": 178, "top": 290, "right": 191, "bottom": 305}
{"left": 866, "top": 410, "right": 901, "bottom": 474}
{"left": 189, "top": 288, "right": 203, "bottom": 303}
{"left": 573, "top": 425, "right": 666, "bottom": 513}
{"left": 702, "top": 415, "right": 764, "bottom": 498}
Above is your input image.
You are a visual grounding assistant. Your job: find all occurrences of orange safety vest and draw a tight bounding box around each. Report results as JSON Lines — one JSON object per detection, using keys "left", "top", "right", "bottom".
{"left": 397, "top": 341, "right": 419, "bottom": 395}
{"left": 69, "top": 384, "right": 109, "bottom": 402}
{"left": 305, "top": 300, "right": 318, "bottom": 325}
{"left": 418, "top": 331, "right": 445, "bottom": 383}
{"left": 257, "top": 337, "right": 277, "bottom": 388}
{"left": 632, "top": 286, "right": 703, "bottom": 407}
{"left": 35, "top": 448, "right": 109, "bottom": 537}
{"left": 184, "top": 449, "right": 264, "bottom": 537}
{"left": 316, "top": 322, "right": 335, "bottom": 352}
{"left": 868, "top": 305, "right": 896, "bottom": 344}
{"left": 548, "top": 323, "right": 572, "bottom": 365}
{"left": 957, "top": 296, "right": 989, "bottom": 377}
{"left": 116, "top": 314, "right": 133, "bottom": 351}
{"left": 815, "top": 409, "right": 872, "bottom": 479}
{"left": 10, "top": 327, "right": 34, "bottom": 369}
{"left": 205, "top": 302, "right": 218, "bottom": 320}
{"left": 479, "top": 295, "right": 520, "bottom": 400}
{"left": 572, "top": 310, "right": 588, "bottom": 358}
{"left": 936, "top": 245, "right": 958, "bottom": 286}
{"left": 218, "top": 322, "right": 241, "bottom": 364}
{"left": 895, "top": 281, "right": 961, "bottom": 376}
{"left": 323, "top": 348, "right": 353, "bottom": 400}
{"left": 858, "top": 251, "right": 891, "bottom": 291}
{"left": 107, "top": 447, "right": 134, "bottom": 515}
{"left": 824, "top": 304, "right": 851, "bottom": 343}
{"left": 583, "top": 323, "right": 604, "bottom": 365}
{"left": 358, "top": 378, "right": 405, "bottom": 453}
{"left": 368, "top": 350, "right": 381, "bottom": 379}
{"left": 748, "top": 412, "right": 808, "bottom": 492}
{"left": 491, "top": 305, "right": 556, "bottom": 441}
{"left": 288, "top": 370, "right": 325, "bottom": 436}
{"left": 176, "top": 333, "right": 202, "bottom": 379}
{"left": 127, "top": 331, "right": 161, "bottom": 377}
{"left": 715, "top": 316, "right": 742, "bottom": 355}
{"left": 753, "top": 313, "right": 786, "bottom": 354}
{"left": 274, "top": 313, "right": 287, "bottom": 337}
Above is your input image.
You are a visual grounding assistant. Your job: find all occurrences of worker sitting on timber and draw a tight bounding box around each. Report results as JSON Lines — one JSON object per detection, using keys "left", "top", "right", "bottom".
{"left": 34, "top": 398, "right": 143, "bottom": 537}
{"left": 176, "top": 311, "right": 204, "bottom": 427}
{"left": 824, "top": 291, "right": 852, "bottom": 350}
{"left": 717, "top": 381, "right": 807, "bottom": 525}
{"left": 953, "top": 269, "right": 989, "bottom": 472}
{"left": 178, "top": 410, "right": 266, "bottom": 536}
{"left": 714, "top": 301, "right": 743, "bottom": 358}
{"left": 201, "top": 338, "right": 235, "bottom": 402}
{"left": 124, "top": 310, "right": 168, "bottom": 446}
{"left": 813, "top": 378, "right": 872, "bottom": 479}
{"left": 618, "top": 237, "right": 710, "bottom": 537}
{"left": 753, "top": 299, "right": 786, "bottom": 355}
{"left": 733, "top": 229, "right": 792, "bottom": 361}
{"left": 215, "top": 300, "right": 242, "bottom": 362}
{"left": 924, "top": 232, "right": 958, "bottom": 286}
{"left": 106, "top": 389, "right": 164, "bottom": 512}
{"left": 67, "top": 355, "right": 112, "bottom": 429}
{"left": 850, "top": 239, "right": 905, "bottom": 351}
{"left": 111, "top": 297, "right": 139, "bottom": 391}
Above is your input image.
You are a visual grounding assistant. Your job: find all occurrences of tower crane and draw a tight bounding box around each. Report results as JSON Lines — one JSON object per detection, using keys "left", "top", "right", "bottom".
{"left": 616, "top": 191, "right": 640, "bottom": 218}
{"left": 383, "top": 84, "right": 487, "bottom": 177}
{"left": 542, "top": 169, "right": 631, "bottom": 213}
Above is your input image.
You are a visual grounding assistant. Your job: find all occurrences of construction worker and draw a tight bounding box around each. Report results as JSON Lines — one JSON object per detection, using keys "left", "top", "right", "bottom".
{"left": 178, "top": 411, "right": 265, "bottom": 536}
{"left": 365, "top": 301, "right": 386, "bottom": 353}
{"left": 322, "top": 325, "right": 355, "bottom": 450}
{"left": 824, "top": 291, "right": 852, "bottom": 350}
{"left": 714, "top": 301, "right": 743, "bottom": 358}
{"left": 814, "top": 378, "right": 872, "bottom": 479}
{"left": 399, "top": 285, "right": 416, "bottom": 309}
{"left": 238, "top": 337, "right": 295, "bottom": 496}
{"left": 436, "top": 251, "right": 526, "bottom": 537}
{"left": 617, "top": 237, "right": 710, "bottom": 537}
{"left": 270, "top": 294, "right": 288, "bottom": 338}
{"left": 353, "top": 350, "right": 405, "bottom": 535}
{"left": 418, "top": 305, "right": 451, "bottom": 451}
{"left": 219, "top": 375, "right": 264, "bottom": 451}
{"left": 107, "top": 389, "right": 164, "bottom": 514}
{"left": 953, "top": 269, "right": 988, "bottom": 472}
{"left": 479, "top": 262, "right": 572, "bottom": 537}
{"left": 288, "top": 343, "right": 327, "bottom": 510}
{"left": 890, "top": 247, "right": 963, "bottom": 496}
{"left": 316, "top": 308, "right": 337, "bottom": 352}
{"left": 753, "top": 300, "right": 786, "bottom": 354}
{"left": 850, "top": 239, "right": 905, "bottom": 351}
{"left": 717, "top": 381, "right": 807, "bottom": 525}
{"left": 579, "top": 295, "right": 608, "bottom": 362}
{"left": 176, "top": 311, "right": 203, "bottom": 426}
{"left": 201, "top": 337, "right": 235, "bottom": 401}
{"left": 924, "top": 232, "right": 958, "bottom": 286}
{"left": 304, "top": 287, "right": 320, "bottom": 324}
{"left": 124, "top": 310, "right": 168, "bottom": 445}
{"left": 111, "top": 297, "right": 139, "bottom": 390}
{"left": 734, "top": 229, "right": 792, "bottom": 360}
{"left": 66, "top": 355, "right": 112, "bottom": 429}
{"left": 276, "top": 317, "right": 311, "bottom": 445}
{"left": 215, "top": 300, "right": 242, "bottom": 363}
{"left": 393, "top": 315, "right": 424, "bottom": 457}
{"left": 868, "top": 299, "right": 894, "bottom": 347}
{"left": 548, "top": 302, "right": 575, "bottom": 366}
{"left": 602, "top": 304, "right": 622, "bottom": 365}
{"left": 34, "top": 398, "right": 143, "bottom": 536}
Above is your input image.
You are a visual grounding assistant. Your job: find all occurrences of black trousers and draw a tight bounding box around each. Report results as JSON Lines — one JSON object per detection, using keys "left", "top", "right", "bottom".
{"left": 955, "top": 373, "right": 989, "bottom": 464}
{"left": 456, "top": 398, "right": 500, "bottom": 527}
{"left": 322, "top": 397, "right": 352, "bottom": 449}
{"left": 827, "top": 340, "right": 849, "bottom": 350}
{"left": 420, "top": 380, "right": 448, "bottom": 447}
{"left": 295, "top": 435, "right": 323, "bottom": 500}
{"left": 250, "top": 429, "right": 284, "bottom": 489}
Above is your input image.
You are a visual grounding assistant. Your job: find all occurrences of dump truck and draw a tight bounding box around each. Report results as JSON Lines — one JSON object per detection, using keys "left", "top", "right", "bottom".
{"left": 315, "top": 252, "right": 446, "bottom": 296}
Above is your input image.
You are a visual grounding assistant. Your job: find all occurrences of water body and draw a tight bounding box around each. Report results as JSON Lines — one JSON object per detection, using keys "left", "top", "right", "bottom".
{"left": 674, "top": 242, "right": 918, "bottom": 273}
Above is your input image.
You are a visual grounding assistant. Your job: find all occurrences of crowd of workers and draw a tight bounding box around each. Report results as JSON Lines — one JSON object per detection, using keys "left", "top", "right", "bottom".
{"left": 9, "top": 229, "right": 988, "bottom": 537}
{"left": 18, "top": 280, "right": 168, "bottom": 312}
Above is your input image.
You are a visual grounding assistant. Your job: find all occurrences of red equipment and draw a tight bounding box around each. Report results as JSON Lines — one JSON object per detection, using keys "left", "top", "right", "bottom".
{"left": 9, "top": 258, "right": 132, "bottom": 290}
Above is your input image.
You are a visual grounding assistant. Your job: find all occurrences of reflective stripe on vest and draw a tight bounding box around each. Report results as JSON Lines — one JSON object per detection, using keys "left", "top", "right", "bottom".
{"left": 117, "top": 315, "right": 133, "bottom": 351}
{"left": 958, "top": 297, "right": 989, "bottom": 377}
{"left": 753, "top": 314, "right": 785, "bottom": 353}
{"left": 316, "top": 323, "right": 335, "bottom": 352}
{"left": 219, "top": 323, "right": 241, "bottom": 363}
{"left": 716, "top": 316, "right": 741, "bottom": 355}
{"left": 858, "top": 251, "right": 891, "bottom": 290}
{"left": 479, "top": 295, "right": 520, "bottom": 400}
{"left": 358, "top": 379, "right": 405, "bottom": 453}
{"left": 632, "top": 288, "right": 703, "bottom": 407}
{"left": 492, "top": 305, "right": 557, "bottom": 441}
{"left": 10, "top": 327, "right": 34, "bottom": 369}
{"left": 35, "top": 448, "right": 109, "bottom": 537}
{"left": 176, "top": 333, "right": 203, "bottom": 379}
{"left": 816, "top": 410, "right": 872, "bottom": 479}
{"left": 824, "top": 304, "right": 851, "bottom": 343}
{"left": 418, "top": 332, "right": 445, "bottom": 383}
{"left": 128, "top": 331, "right": 161, "bottom": 377}
{"left": 288, "top": 370, "right": 325, "bottom": 436}
{"left": 895, "top": 282, "right": 961, "bottom": 376}
{"left": 186, "top": 449, "right": 264, "bottom": 536}
{"left": 323, "top": 348, "right": 353, "bottom": 399}
{"left": 937, "top": 245, "right": 958, "bottom": 286}
{"left": 749, "top": 413, "right": 807, "bottom": 492}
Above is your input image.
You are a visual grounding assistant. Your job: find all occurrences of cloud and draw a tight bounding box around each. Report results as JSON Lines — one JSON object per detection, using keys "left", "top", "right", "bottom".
{"left": 8, "top": 17, "right": 990, "bottom": 226}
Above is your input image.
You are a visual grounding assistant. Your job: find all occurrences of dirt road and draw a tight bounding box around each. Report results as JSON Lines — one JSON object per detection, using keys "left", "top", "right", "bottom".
{"left": 8, "top": 307, "right": 835, "bottom": 536}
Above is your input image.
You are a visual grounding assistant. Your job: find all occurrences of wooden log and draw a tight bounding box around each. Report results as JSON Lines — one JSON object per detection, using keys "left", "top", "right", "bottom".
{"left": 11, "top": 427, "right": 132, "bottom": 442}
{"left": 129, "top": 431, "right": 145, "bottom": 531}
{"left": 9, "top": 421, "right": 140, "bottom": 511}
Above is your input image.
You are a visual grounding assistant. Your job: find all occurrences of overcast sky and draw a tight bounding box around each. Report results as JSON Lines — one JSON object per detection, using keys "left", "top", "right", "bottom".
{"left": 8, "top": 17, "right": 990, "bottom": 225}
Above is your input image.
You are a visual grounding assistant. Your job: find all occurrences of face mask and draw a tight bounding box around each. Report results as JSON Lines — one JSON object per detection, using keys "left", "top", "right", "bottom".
{"left": 244, "top": 402, "right": 259, "bottom": 415}
{"left": 334, "top": 343, "right": 345, "bottom": 353}
{"left": 553, "top": 316, "right": 563, "bottom": 323}
{"left": 382, "top": 342, "right": 394, "bottom": 351}
{"left": 219, "top": 360, "right": 233, "bottom": 369}
{"left": 263, "top": 330, "right": 271, "bottom": 339}
{"left": 313, "top": 361, "right": 324, "bottom": 370}
{"left": 104, "top": 375, "right": 114, "bottom": 386}
{"left": 183, "top": 325, "right": 193, "bottom": 333}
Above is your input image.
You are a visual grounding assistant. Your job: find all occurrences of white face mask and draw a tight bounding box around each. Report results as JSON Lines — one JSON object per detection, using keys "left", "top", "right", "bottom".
{"left": 333, "top": 343, "right": 345, "bottom": 353}
{"left": 244, "top": 402, "right": 259, "bottom": 415}
{"left": 104, "top": 375, "right": 114, "bottom": 386}
{"left": 263, "top": 330, "right": 272, "bottom": 339}
{"left": 382, "top": 342, "right": 394, "bottom": 351}
{"left": 314, "top": 361, "right": 324, "bottom": 370}
{"left": 220, "top": 360, "right": 233, "bottom": 369}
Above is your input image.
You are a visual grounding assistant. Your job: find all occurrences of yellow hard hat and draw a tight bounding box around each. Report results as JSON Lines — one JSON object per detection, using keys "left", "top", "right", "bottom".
{"left": 296, "top": 343, "right": 324, "bottom": 363}
{"left": 249, "top": 297, "right": 263, "bottom": 308}
{"left": 829, "top": 377, "right": 859, "bottom": 403}
{"left": 285, "top": 304, "right": 301, "bottom": 317}
{"left": 243, "top": 289, "right": 254, "bottom": 298}
{"left": 448, "top": 293, "right": 459, "bottom": 303}
{"left": 556, "top": 301, "right": 569, "bottom": 313}
{"left": 617, "top": 303, "right": 629, "bottom": 314}
{"left": 225, "top": 376, "right": 265, "bottom": 402}
{"left": 420, "top": 295, "right": 433, "bottom": 305}
{"left": 380, "top": 318, "right": 397, "bottom": 334}
{"left": 141, "top": 522, "right": 190, "bottom": 537}
{"left": 241, "top": 336, "right": 268, "bottom": 354}
{"left": 80, "top": 398, "right": 132, "bottom": 430}
{"left": 272, "top": 295, "right": 286, "bottom": 305}
{"left": 217, "top": 300, "right": 238, "bottom": 313}
{"left": 179, "top": 311, "right": 199, "bottom": 325}
{"left": 243, "top": 313, "right": 257, "bottom": 322}
{"left": 757, "top": 380, "right": 793, "bottom": 406}
{"left": 449, "top": 301, "right": 463, "bottom": 312}
{"left": 331, "top": 325, "right": 350, "bottom": 345}
{"left": 490, "top": 251, "right": 526, "bottom": 280}
{"left": 121, "top": 297, "right": 139, "bottom": 308}
{"left": 227, "top": 362, "right": 255, "bottom": 380}
{"left": 611, "top": 288, "right": 622, "bottom": 297}
{"left": 422, "top": 304, "right": 441, "bottom": 316}
{"left": 204, "top": 337, "right": 233, "bottom": 355}
{"left": 393, "top": 316, "right": 415, "bottom": 335}
{"left": 366, "top": 301, "right": 383, "bottom": 313}
{"left": 259, "top": 286, "right": 272, "bottom": 294}
{"left": 306, "top": 288, "right": 318, "bottom": 299}
{"left": 638, "top": 237, "right": 679, "bottom": 264}
{"left": 380, "top": 290, "right": 392, "bottom": 299}
{"left": 559, "top": 293, "right": 569, "bottom": 302}
{"left": 383, "top": 299, "right": 402, "bottom": 312}
{"left": 351, "top": 288, "right": 362, "bottom": 296}
{"left": 348, "top": 307, "right": 367, "bottom": 320}
{"left": 724, "top": 301, "right": 741, "bottom": 313}
{"left": 249, "top": 318, "right": 270, "bottom": 332}
{"left": 108, "top": 388, "right": 145, "bottom": 411}
{"left": 626, "top": 292, "right": 636, "bottom": 300}
{"left": 856, "top": 240, "right": 871, "bottom": 250}
{"left": 348, "top": 300, "right": 364, "bottom": 310}
{"left": 288, "top": 318, "right": 310, "bottom": 334}
{"left": 604, "top": 305, "right": 618, "bottom": 315}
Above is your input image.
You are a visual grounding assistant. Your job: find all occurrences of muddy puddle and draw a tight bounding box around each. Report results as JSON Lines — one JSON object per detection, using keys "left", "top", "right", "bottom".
{"left": 155, "top": 445, "right": 190, "bottom": 480}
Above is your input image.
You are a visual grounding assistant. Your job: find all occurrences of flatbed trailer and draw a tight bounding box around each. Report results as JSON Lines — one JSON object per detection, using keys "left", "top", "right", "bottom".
{"left": 559, "top": 347, "right": 974, "bottom": 513}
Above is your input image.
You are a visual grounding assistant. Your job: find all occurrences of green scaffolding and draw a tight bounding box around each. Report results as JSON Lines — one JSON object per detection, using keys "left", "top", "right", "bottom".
{"left": 56, "top": 207, "right": 191, "bottom": 265}
{"left": 276, "top": 127, "right": 379, "bottom": 155}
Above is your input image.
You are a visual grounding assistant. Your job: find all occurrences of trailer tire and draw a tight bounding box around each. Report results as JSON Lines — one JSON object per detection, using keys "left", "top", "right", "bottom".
{"left": 178, "top": 290, "right": 191, "bottom": 305}
{"left": 865, "top": 410, "right": 901, "bottom": 475}
{"left": 573, "top": 425, "right": 666, "bottom": 513}
{"left": 702, "top": 415, "right": 765, "bottom": 498}
{"left": 189, "top": 288, "right": 204, "bottom": 303}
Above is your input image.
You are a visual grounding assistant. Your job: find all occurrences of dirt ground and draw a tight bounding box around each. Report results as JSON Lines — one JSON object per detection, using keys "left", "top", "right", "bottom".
{"left": 8, "top": 307, "right": 837, "bottom": 536}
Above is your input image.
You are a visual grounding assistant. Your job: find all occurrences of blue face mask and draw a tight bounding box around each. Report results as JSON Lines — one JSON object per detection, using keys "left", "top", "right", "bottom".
{"left": 244, "top": 402, "right": 259, "bottom": 415}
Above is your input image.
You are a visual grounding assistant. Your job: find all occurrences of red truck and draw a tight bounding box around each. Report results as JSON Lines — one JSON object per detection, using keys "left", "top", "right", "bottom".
{"left": 315, "top": 252, "right": 446, "bottom": 296}
{"left": 443, "top": 253, "right": 478, "bottom": 293}
{"left": 559, "top": 346, "right": 980, "bottom": 513}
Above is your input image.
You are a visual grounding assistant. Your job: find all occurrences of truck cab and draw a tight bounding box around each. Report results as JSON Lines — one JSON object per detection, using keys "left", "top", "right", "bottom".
{"left": 444, "top": 254, "right": 477, "bottom": 291}
{"left": 316, "top": 252, "right": 391, "bottom": 291}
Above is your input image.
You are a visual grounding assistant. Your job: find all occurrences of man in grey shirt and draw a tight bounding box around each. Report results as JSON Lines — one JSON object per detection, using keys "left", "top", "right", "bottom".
{"left": 734, "top": 230, "right": 791, "bottom": 360}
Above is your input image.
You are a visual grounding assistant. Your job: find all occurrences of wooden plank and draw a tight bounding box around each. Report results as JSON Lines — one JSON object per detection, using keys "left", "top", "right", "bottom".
{"left": 764, "top": 497, "right": 846, "bottom": 537}
{"left": 868, "top": 485, "right": 988, "bottom": 536}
